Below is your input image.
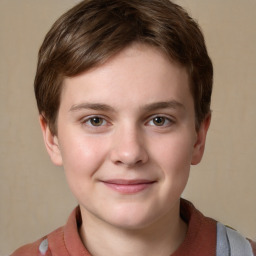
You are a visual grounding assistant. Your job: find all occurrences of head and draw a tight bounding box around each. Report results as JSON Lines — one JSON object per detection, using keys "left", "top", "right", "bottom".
{"left": 36, "top": 0, "right": 213, "bottom": 234}
{"left": 34, "top": 0, "right": 213, "bottom": 135}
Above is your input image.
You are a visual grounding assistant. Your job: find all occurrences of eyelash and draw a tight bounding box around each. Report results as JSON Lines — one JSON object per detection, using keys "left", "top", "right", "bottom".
{"left": 146, "top": 115, "right": 174, "bottom": 127}
{"left": 81, "top": 115, "right": 174, "bottom": 128}
{"left": 82, "top": 116, "right": 109, "bottom": 127}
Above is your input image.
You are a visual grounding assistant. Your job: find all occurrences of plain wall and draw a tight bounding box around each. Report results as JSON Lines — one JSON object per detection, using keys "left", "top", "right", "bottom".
{"left": 0, "top": 0, "right": 255, "bottom": 255}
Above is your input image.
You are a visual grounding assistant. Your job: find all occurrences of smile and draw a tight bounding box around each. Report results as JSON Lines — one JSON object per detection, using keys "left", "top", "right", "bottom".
{"left": 102, "top": 179, "right": 156, "bottom": 194}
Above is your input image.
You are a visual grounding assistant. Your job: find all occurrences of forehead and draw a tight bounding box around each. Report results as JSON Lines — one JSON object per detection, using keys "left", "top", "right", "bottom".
{"left": 60, "top": 43, "right": 192, "bottom": 110}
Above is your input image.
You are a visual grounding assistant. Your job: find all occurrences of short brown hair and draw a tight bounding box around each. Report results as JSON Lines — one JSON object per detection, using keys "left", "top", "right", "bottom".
{"left": 34, "top": 0, "right": 213, "bottom": 134}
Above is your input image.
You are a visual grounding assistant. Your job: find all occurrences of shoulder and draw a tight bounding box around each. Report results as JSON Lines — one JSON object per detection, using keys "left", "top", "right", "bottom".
{"left": 248, "top": 239, "right": 256, "bottom": 256}
{"left": 10, "top": 236, "right": 48, "bottom": 256}
{"left": 181, "top": 199, "right": 256, "bottom": 256}
{"left": 10, "top": 206, "right": 82, "bottom": 256}
{"left": 217, "top": 222, "right": 256, "bottom": 256}
{"left": 10, "top": 227, "right": 64, "bottom": 256}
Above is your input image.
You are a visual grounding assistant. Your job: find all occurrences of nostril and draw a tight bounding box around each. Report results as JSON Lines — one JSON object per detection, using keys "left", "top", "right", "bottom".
{"left": 112, "top": 152, "right": 148, "bottom": 167}
{"left": 109, "top": 131, "right": 149, "bottom": 166}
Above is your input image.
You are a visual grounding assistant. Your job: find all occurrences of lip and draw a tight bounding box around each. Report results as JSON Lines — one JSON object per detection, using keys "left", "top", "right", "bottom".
{"left": 102, "top": 179, "right": 156, "bottom": 194}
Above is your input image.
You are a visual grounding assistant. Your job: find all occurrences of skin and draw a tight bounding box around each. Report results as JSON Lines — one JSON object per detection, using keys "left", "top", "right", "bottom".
{"left": 40, "top": 43, "right": 210, "bottom": 256}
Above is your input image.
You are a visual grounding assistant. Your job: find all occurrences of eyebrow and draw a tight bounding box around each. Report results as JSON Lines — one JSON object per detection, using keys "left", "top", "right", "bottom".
{"left": 69, "top": 100, "right": 184, "bottom": 113}
{"left": 142, "top": 100, "right": 185, "bottom": 112}
{"left": 69, "top": 103, "right": 116, "bottom": 112}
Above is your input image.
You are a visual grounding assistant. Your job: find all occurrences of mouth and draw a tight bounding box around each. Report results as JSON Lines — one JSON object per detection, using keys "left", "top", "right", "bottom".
{"left": 101, "top": 179, "right": 156, "bottom": 194}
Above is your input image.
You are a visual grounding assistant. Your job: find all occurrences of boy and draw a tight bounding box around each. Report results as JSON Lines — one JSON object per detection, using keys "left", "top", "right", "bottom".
{"left": 11, "top": 0, "right": 255, "bottom": 255}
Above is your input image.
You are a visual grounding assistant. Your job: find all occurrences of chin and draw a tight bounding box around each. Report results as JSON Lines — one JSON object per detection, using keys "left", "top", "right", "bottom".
{"left": 104, "top": 205, "right": 160, "bottom": 230}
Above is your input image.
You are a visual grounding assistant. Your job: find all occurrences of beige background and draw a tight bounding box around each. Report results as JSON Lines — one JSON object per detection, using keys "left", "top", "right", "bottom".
{"left": 0, "top": 0, "right": 255, "bottom": 255}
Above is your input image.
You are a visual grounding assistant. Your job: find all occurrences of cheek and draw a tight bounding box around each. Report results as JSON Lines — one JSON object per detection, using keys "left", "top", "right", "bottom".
{"left": 151, "top": 132, "right": 194, "bottom": 167}
{"left": 59, "top": 134, "right": 109, "bottom": 180}
{"left": 150, "top": 132, "right": 195, "bottom": 186}
{"left": 59, "top": 135, "right": 110, "bottom": 203}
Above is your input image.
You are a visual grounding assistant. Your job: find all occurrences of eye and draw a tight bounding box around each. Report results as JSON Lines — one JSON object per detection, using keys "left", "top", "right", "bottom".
{"left": 152, "top": 117, "right": 166, "bottom": 126}
{"left": 148, "top": 116, "right": 173, "bottom": 127}
{"left": 84, "top": 116, "right": 107, "bottom": 127}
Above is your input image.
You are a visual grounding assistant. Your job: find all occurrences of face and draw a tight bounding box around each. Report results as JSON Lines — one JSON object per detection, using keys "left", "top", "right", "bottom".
{"left": 41, "top": 43, "right": 210, "bottom": 230}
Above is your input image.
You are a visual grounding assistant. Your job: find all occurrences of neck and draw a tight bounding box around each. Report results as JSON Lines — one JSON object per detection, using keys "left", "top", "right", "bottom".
{"left": 79, "top": 204, "right": 187, "bottom": 256}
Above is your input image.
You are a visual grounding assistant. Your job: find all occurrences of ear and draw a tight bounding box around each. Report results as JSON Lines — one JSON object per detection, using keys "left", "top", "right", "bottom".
{"left": 191, "top": 114, "right": 211, "bottom": 165}
{"left": 39, "top": 115, "right": 63, "bottom": 166}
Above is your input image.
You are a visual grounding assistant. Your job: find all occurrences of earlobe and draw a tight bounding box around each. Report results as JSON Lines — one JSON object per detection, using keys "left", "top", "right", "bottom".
{"left": 191, "top": 114, "right": 211, "bottom": 165}
{"left": 39, "top": 115, "right": 63, "bottom": 166}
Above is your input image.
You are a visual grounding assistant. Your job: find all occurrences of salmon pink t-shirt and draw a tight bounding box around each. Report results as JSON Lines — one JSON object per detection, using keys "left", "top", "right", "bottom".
{"left": 11, "top": 199, "right": 256, "bottom": 256}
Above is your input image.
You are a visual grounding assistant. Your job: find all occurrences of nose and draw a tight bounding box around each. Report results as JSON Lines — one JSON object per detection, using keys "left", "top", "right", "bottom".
{"left": 110, "top": 125, "right": 149, "bottom": 167}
